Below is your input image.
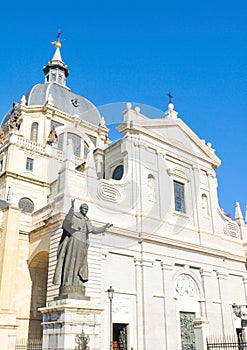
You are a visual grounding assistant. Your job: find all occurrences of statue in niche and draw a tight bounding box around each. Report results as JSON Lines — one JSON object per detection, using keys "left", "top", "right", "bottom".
{"left": 0, "top": 128, "right": 5, "bottom": 145}
{"left": 47, "top": 126, "right": 58, "bottom": 144}
{"left": 148, "top": 174, "right": 155, "bottom": 201}
{"left": 53, "top": 199, "right": 112, "bottom": 298}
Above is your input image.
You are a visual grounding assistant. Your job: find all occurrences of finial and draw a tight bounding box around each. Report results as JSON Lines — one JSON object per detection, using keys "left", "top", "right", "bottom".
{"left": 167, "top": 92, "right": 174, "bottom": 104}
{"left": 20, "top": 95, "right": 26, "bottom": 106}
{"left": 165, "top": 92, "right": 178, "bottom": 119}
{"left": 99, "top": 117, "right": 106, "bottom": 127}
{"left": 51, "top": 29, "right": 65, "bottom": 49}
{"left": 47, "top": 93, "right": 54, "bottom": 105}
{"left": 235, "top": 202, "right": 244, "bottom": 225}
{"left": 126, "top": 102, "right": 132, "bottom": 110}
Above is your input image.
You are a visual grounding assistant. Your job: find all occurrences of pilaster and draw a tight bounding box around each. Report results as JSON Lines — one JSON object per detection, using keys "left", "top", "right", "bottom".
{"left": 0, "top": 206, "right": 21, "bottom": 348}
{"left": 216, "top": 270, "right": 229, "bottom": 335}
{"left": 160, "top": 261, "right": 178, "bottom": 350}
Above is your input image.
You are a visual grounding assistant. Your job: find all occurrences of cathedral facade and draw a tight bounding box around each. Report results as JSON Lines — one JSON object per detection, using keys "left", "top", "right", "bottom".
{"left": 0, "top": 39, "right": 247, "bottom": 350}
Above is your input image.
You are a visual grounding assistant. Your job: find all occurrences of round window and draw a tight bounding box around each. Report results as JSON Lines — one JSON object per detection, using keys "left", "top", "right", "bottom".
{"left": 18, "top": 197, "right": 34, "bottom": 213}
{"left": 112, "top": 165, "right": 124, "bottom": 180}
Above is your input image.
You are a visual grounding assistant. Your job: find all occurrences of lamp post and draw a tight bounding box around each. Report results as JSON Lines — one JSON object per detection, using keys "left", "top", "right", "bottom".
{"left": 107, "top": 286, "right": 114, "bottom": 350}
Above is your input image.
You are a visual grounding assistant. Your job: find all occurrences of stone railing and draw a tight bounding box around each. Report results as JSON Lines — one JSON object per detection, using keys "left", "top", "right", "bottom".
{"left": 16, "top": 135, "right": 46, "bottom": 154}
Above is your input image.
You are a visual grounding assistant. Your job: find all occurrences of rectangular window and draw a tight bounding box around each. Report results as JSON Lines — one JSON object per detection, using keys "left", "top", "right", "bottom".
{"left": 174, "top": 180, "right": 185, "bottom": 213}
{"left": 26, "top": 157, "right": 33, "bottom": 171}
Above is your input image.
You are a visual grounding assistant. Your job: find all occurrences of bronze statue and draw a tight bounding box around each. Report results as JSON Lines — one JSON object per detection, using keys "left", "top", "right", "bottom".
{"left": 53, "top": 200, "right": 112, "bottom": 297}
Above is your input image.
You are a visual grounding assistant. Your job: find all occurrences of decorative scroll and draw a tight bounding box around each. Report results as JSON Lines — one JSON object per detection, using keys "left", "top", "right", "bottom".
{"left": 97, "top": 181, "right": 124, "bottom": 202}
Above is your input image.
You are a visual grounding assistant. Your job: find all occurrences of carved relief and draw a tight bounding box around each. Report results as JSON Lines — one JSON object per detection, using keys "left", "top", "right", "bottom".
{"left": 176, "top": 274, "right": 198, "bottom": 298}
{"left": 97, "top": 181, "right": 124, "bottom": 202}
{"left": 223, "top": 221, "right": 240, "bottom": 238}
{"left": 0, "top": 128, "right": 5, "bottom": 145}
{"left": 218, "top": 208, "right": 240, "bottom": 238}
{"left": 113, "top": 299, "right": 130, "bottom": 315}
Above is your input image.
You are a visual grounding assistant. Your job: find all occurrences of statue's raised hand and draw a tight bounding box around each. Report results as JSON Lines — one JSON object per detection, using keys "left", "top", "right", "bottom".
{"left": 105, "top": 223, "right": 113, "bottom": 229}
{"left": 71, "top": 199, "right": 75, "bottom": 208}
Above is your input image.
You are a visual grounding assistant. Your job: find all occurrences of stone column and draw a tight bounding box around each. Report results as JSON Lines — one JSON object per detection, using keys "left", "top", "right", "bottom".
{"left": 39, "top": 299, "right": 103, "bottom": 350}
{"left": 194, "top": 317, "right": 209, "bottom": 350}
{"left": 200, "top": 268, "right": 212, "bottom": 318}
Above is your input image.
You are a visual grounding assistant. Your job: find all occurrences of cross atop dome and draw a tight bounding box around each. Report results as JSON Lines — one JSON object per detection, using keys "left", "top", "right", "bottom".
{"left": 51, "top": 30, "right": 65, "bottom": 49}
{"left": 43, "top": 31, "right": 69, "bottom": 86}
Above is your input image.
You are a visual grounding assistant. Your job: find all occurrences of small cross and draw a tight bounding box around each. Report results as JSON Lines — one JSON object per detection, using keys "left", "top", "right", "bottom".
{"left": 57, "top": 29, "right": 61, "bottom": 40}
{"left": 51, "top": 30, "right": 66, "bottom": 47}
{"left": 167, "top": 92, "right": 174, "bottom": 104}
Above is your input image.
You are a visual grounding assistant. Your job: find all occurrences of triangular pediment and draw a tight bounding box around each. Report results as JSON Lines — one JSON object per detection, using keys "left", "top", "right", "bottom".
{"left": 118, "top": 116, "right": 221, "bottom": 168}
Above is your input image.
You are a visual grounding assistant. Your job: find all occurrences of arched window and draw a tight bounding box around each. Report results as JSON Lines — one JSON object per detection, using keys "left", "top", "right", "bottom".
{"left": 112, "top": 165, "right": 124, "bottom": 180}
{"left": 57, "top": 132, "right": 82, "bottom": 157}
{"left": 30, "top": 122, "right": 39, "bottom": 142}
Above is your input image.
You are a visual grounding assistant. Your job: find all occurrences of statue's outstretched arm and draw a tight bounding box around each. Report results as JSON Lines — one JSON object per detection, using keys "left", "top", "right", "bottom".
{"left": 89, "top": 222, "right": 113, "bottom": 234}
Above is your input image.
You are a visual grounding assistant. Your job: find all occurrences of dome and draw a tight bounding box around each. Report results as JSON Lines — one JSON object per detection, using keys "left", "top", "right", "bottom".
{"left": 2, "top": 83, "right": 101, "bottom": 127}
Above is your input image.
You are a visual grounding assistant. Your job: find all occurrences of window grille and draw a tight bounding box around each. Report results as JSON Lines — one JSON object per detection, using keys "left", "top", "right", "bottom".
{"left": 26, "top": 158, "right": 34, "bottom": 171}
{"left": 174, "top": 180, "right": 185, "bottom": 213}
{"left": 18, "top": 197, "right": 34, "bottom": 213}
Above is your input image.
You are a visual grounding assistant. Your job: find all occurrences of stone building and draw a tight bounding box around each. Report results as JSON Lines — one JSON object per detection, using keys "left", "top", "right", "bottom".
{"left": 0, "top": 38, "right": 247, "bottom": 350}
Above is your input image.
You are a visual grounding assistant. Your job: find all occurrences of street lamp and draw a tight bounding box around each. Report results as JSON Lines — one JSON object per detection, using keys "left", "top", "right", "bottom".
{"left": 107, "top": 286, "right": 114, "bottom": 350}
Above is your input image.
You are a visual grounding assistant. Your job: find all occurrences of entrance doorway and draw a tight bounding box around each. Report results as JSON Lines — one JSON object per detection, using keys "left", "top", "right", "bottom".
{"left": 113, "top": 323, "right": 128, "bottom": 350}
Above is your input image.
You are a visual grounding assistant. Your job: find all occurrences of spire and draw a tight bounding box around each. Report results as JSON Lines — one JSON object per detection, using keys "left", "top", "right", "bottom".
{"left": 235, "top": 202, "right": 244, "bottom": 225}
{"left": 43, "top": 30, "right": 69, "bottom": 86}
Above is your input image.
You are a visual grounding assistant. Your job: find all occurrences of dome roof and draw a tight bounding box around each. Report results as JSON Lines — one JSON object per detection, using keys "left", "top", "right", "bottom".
{"left": 2, "top": 83, "right": 101, "bottom": 127}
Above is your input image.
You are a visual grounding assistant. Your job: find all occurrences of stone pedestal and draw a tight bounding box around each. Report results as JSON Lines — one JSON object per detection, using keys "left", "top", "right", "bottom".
{"left": 39, "top": 299, "right": 103, "bottom": 350}
{"left": 194, "top": 317, "right": 209, "bottom": 350}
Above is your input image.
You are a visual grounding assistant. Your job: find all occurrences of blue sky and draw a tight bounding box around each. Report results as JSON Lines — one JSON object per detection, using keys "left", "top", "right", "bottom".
{"left": 0, "top": 0, "right": 247, "bottom": 218}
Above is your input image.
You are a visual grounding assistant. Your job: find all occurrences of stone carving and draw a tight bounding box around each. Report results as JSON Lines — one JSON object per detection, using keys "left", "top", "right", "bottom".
{"left": 218, "top": 208, "right": 240, "bottom": 238}
{"left": 0, "top": 128, "right": 5, "bottom": 145}
{"left": 201, "top": 194, "right": 209, "bottom": 216}
{"left": 97, "top": 181, "right": 123, "bottom": 202}
{"left": 148, "top": 174, "right": 155, "bottom": 201}
{"left": 47, "top": 126, "right": 58, "bottom": 144}
{"left": 223, "top": 221, "right": 240, "bottom": 238}
{"left": 8, "top": 103, "right": 21, "bottom": 129}
{"left": 53, "top": 199, "right": 112, "bottom": 298}
{"left": 75, "top": 329, "right": 90, "bottom": 350}
{"left": 71, "top": 98, "right": 80, "bottom": 107}
{"left": 113, "top": 299, "right": 130, "bottom": 315}
{"left": 176, "top": 274, "right": 198, "bottom": 298}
